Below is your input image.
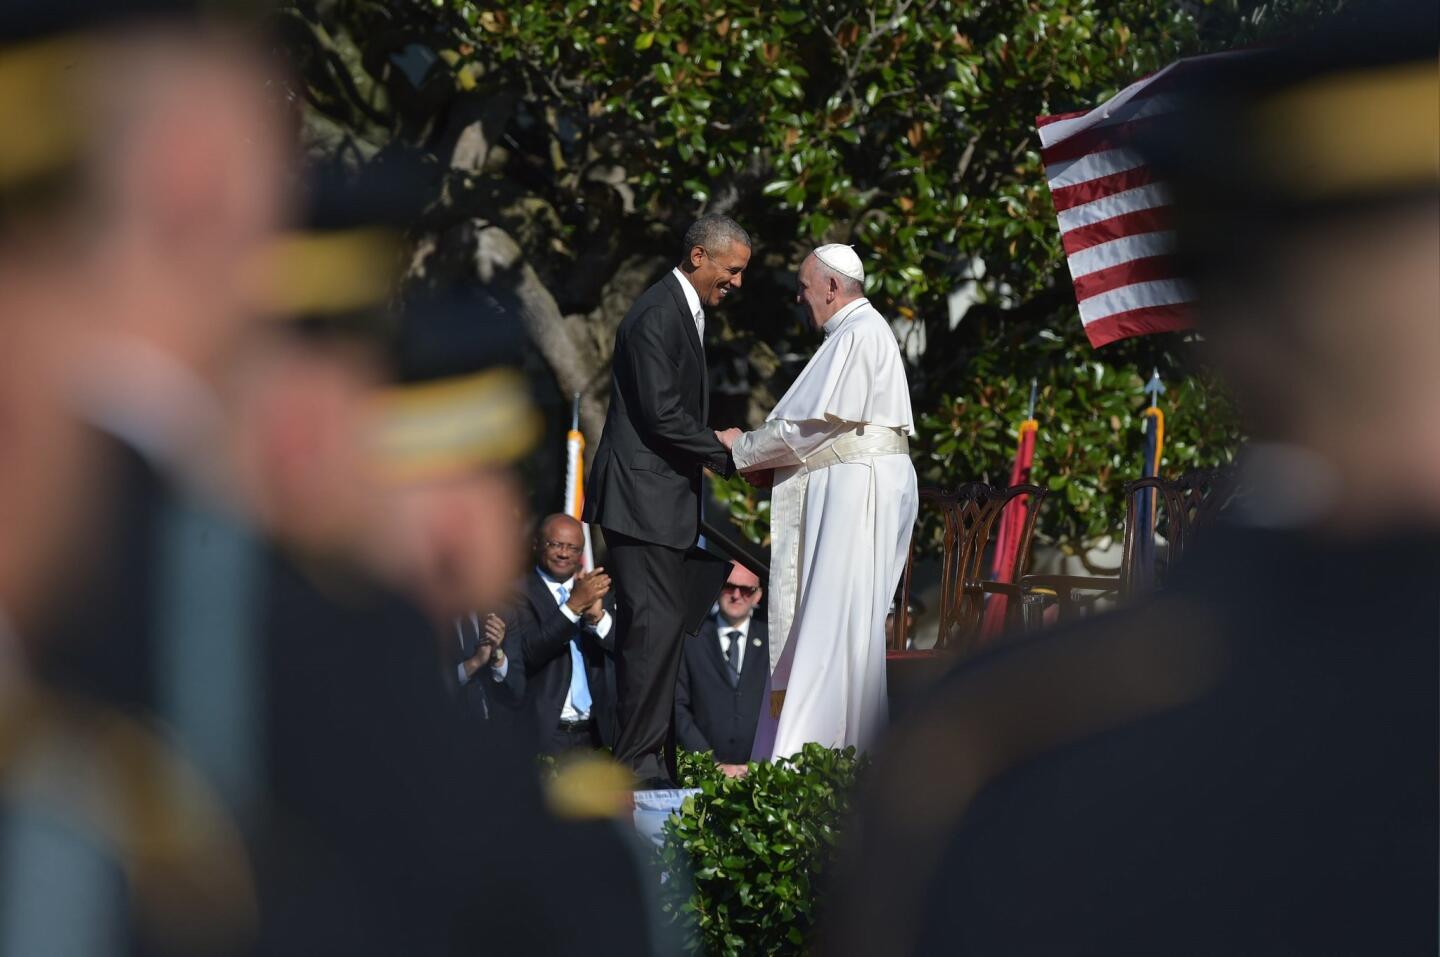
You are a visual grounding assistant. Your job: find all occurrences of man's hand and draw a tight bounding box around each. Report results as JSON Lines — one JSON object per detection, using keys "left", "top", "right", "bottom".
{"left": 566, "top": 567, "right": 611, "bottom": 614}
{"left": 741, "top": 468, "right": 774, "bottom": 489}
{"left": 717, "top": 763, "right": 749, "bottom": 780}
{"left": 582, "top": 596, "right": 606, "bottom": 625}
{"left": 483, "top": 613, "right": 506, "bottom": 647}
{"left": 714, "top": 427, "right": 743, "bottom": 451}
{"left": 463, "top": 640, "right": 494, "bottom": 677}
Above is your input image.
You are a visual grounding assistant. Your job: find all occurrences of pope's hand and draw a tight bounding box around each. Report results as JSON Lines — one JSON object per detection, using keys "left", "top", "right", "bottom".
{"left": 715, "top": 427, "right": 743, "bottom": 450}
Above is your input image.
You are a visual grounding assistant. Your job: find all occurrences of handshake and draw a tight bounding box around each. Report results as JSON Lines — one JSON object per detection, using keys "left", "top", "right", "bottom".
{"left": 713, "top": 427, "right": 772, "bottom": 488}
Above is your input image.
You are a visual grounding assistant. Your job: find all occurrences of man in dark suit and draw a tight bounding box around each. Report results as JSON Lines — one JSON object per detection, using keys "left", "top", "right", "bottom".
{"left": 584, "top": 215, "right": 750, "bottom": 786}
{"left": 515, "top": 513, "right": 620, "bottom": 753}
{"left": 675, "top": 562, "right": 769, "bottom": 775}
{"left": 453, "top": 611, "right": 526, "bottom": 728}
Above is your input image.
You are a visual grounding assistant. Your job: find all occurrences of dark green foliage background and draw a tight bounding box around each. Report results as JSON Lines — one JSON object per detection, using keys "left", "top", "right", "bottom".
{"left": 280, "top": 0, "right": 1340, "bottom": 545}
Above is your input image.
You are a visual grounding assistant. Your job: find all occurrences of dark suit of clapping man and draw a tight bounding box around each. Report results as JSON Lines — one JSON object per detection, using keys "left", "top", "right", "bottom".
{"left": 517, "top": 514, "right": 618, "bottom": 753}
{"left": 454, "top": 611, "right": 525, "bottom": 727}
{"left": 675, "top": 562, "right": 769, "bottom": 779}
{"left": 584, "top": 215, "right": 751, "bottom": 787}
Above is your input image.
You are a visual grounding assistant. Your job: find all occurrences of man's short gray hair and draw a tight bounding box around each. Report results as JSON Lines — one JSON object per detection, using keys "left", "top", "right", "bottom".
{"left": 810, "top": 255, "right": 865, "bottom": 295}
{"left": 683, "top": 215, "right": 751, "bottom": 257}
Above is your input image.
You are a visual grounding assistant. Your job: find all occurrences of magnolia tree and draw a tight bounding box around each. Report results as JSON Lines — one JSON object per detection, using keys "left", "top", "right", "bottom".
{"left": 278, "top": 0, "right": 1333, "bottom": 554}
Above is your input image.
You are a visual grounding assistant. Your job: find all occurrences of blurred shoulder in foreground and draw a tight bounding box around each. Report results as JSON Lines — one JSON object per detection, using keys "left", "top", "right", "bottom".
{"left": 824, "top": 2, "right": 1438, "bottom": 954}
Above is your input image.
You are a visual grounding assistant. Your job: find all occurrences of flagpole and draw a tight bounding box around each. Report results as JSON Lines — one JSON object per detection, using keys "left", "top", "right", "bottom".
{"left": 1135, "top": 370, "right": 1166, "bottom": 591}
{"left": 564, "top": 391, "right": 595, "bottom": 571}
{"left": 982, "top": 380, "right": 1041, "bottom": 641}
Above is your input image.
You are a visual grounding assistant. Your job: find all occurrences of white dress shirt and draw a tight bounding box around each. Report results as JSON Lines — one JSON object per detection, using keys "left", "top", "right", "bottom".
{"left": 671, "top": 266, "right": 705, "bottom": 342}
{"left": 716, "top": 613, "right": 752, "bottom": 673}
{"left": 536, "top": 567, "right": 613, "bottom": 721}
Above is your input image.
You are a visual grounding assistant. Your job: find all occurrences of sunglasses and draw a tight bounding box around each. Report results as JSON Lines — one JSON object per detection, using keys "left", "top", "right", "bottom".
{"left": 721, "top": 582, "right": 759, "bottom": 597}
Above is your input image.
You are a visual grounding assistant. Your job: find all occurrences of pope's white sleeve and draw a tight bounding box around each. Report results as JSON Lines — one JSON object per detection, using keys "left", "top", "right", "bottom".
{"left": 732, "top": 419, "right": 856, "bottom": 471}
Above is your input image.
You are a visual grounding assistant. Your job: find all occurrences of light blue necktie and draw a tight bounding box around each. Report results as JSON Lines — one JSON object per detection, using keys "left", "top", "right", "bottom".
{"left": 558, "top": 585, "right": 592, "bottom": 714}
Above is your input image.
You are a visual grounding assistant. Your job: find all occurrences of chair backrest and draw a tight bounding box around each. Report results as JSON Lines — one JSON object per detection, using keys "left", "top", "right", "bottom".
{"left": 893, "top": 482, "right": 1047, "bottom": 654}
{"left": 1120, "top": 467, "right": 1235, "bottom": 594}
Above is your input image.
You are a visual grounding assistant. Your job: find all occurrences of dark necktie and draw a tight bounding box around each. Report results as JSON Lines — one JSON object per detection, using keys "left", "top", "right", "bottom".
{"left": 725, "top": 630, "right": 743, "bottom": 687}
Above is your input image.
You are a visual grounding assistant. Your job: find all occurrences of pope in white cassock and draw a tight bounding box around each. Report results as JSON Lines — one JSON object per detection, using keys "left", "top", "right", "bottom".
{"left": 720, "top": 244, "right": 918, "bottom": 761}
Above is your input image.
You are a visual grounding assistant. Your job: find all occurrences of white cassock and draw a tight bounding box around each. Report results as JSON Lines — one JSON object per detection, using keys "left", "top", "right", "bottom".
{"left": 731, "top": 297, "right": 918, "bottom": 760}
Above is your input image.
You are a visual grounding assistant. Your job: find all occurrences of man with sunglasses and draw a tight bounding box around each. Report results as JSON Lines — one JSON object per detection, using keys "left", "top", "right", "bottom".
{"left": 675, "top": 563, "right": 770, "bottom": 777}
{"left": 584, "top": 215, "right": 749, "bottom": 787}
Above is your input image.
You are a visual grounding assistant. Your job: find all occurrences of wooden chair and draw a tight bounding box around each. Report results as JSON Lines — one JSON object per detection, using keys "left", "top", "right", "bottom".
{"left": 1120, "top": 467, "right": 1236, "bottom": 594}
{"left": 1022, "top": 467, "right": 1235, "bottom": 622}
{"left": 892, "top": 482, "right": 1047, "bottom": 656}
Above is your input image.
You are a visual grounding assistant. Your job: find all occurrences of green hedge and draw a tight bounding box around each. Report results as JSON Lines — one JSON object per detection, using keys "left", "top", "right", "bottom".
{"left": 657, "top": 746, "right": 869, "bottom": 955}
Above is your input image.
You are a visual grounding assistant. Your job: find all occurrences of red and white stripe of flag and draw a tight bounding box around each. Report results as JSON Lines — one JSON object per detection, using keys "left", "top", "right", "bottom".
{"left": 1037, "top": 51, "right": 1247, "bottom": 348}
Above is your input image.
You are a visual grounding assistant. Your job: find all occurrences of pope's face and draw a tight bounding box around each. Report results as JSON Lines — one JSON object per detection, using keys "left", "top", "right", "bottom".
{"left": 796, "top": 256, "right": 831, "bottom": 330}
{"left": 687, "top": 240, "right": 750, "bottom": 308}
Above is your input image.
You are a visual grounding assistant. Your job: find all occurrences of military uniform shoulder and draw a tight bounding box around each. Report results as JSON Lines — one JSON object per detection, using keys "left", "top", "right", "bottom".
{"left": 873, "top": 594, "right": 1227, "bottom": 823}
{"left": 830, "top": 596, "right": 1230, "bottom": 957}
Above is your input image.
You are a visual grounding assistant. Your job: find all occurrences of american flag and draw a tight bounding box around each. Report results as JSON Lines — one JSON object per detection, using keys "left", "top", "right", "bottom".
{"left": 1037, "top": 52, "right": 1246, "bottom": 348}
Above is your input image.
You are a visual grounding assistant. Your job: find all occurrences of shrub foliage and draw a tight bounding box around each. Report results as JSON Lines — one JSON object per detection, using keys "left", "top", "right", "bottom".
{"left": 658, "top": 745, "right": 868, "bottom": 955}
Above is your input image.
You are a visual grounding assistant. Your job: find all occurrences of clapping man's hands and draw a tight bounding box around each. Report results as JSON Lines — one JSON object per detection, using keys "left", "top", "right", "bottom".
{"left": 483, "top": 613, "right": 507, "bottom": 669}
{"left": 566, "top": 567, "right": 611, "bottom": 620}
{"left": 461, "top": 615, "right": 501, "bottom": 678}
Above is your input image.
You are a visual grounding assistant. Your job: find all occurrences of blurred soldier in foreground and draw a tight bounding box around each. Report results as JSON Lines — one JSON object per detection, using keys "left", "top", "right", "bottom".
{"left": 0, "top": 10, "right": 285, "bottom": 955}
{"left": 232, "top": 184, "right": 660, "bottom": 955}
{"left": 369, "top": 287, "right": 538, "bottom": 740}
{"left": 0, "top": 10, "right": 577, "bottom": 952}
{"left": 824, "top": 4, "right": 1438, "bottom": 955}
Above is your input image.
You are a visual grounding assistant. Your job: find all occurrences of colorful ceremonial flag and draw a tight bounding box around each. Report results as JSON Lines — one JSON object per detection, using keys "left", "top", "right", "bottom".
{"left": 1132, "top": 371, "right": 1166, "bottom": 591}
{"left": 562, "top": 393, "right": 595, "bottom": 571}
{"left": 1036, "top": 51, "right": 1248, "bottom": 348}
{"left": 981, "top": 381, "right": 1040, "bottom": 640}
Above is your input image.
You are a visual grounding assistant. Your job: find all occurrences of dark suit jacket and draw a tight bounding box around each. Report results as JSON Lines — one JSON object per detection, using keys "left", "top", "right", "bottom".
{"left": 583, "top": 271, "right": 733, "bottom": 549}
{"left": 675, "top": 615, "right": 769, "bottom": 764}
{"left": 513, "top": 570, "right": 619, "bottom": 748}
{"left": 452, "top": 613, "right": 526, "bottom": 727}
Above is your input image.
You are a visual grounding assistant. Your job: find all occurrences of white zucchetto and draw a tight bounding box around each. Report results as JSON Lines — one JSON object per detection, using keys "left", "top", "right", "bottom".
{"left": 812, "top": 244, "right": 865, "bottom": 283}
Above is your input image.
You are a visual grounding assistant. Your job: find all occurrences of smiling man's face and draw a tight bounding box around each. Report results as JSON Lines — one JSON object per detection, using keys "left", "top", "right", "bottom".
{"left": 685, "top": 239, "right": 751, "bottom": 308}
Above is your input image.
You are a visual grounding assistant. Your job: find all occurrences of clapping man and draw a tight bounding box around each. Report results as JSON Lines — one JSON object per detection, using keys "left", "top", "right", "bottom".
{"left": 516, "top": 514, "right": 619, "bottom": 753}
{"left": 454, "top": 611, "right": 525, "bottom": 727}
{"left": 675, "top": 562, "right": 769, "bottom": 778}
